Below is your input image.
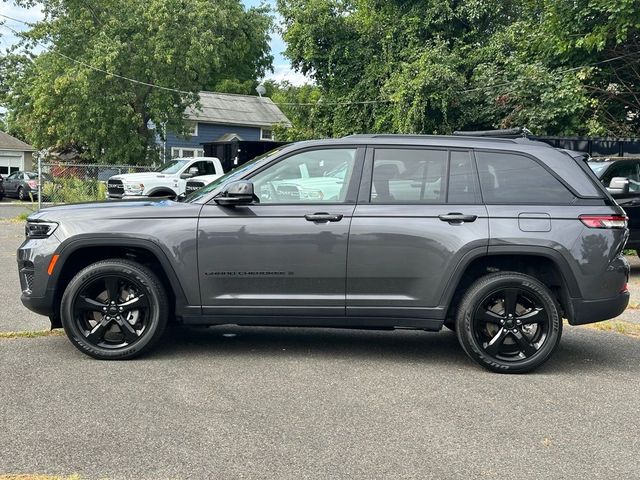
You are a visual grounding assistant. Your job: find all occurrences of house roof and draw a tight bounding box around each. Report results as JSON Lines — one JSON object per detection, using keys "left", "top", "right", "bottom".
{"left": 185, "top": 91, "right": 291, "bottom": 128}
{"left": 0, "top": 131, "right": 34, "bottom": 151}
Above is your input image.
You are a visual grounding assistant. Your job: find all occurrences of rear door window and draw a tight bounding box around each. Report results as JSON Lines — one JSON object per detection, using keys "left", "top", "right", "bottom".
{"left": 371, "top": 149, "right": 447, "bottom": 203}
{"left": 476, "top": 151, "right": 574, "bottom": 204}
{"left": 448, "top": 150, "right": 477, "bottom": 203}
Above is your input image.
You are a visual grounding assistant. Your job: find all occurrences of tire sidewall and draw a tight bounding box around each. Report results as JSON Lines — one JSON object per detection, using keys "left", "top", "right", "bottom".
{"left": 457, "top": 273, "right": 562, "bottom": 373}
{"left": 61, "top": 261, "right": 167, "bottom": 359}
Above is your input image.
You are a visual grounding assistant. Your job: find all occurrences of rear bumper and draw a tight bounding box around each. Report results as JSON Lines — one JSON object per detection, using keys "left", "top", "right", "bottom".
{"left": 569, "top": 292, "right": 630, "bottom": 325}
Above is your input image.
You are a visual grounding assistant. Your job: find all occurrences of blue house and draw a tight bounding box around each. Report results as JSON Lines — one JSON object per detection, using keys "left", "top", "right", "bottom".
{"left": 162, "top": 91, "right": 290, "bottom": 161}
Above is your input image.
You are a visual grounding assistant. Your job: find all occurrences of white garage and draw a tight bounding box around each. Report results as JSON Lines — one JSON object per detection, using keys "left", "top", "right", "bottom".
{"left": 0, "top": 131, "right": 34, "bottom": 176}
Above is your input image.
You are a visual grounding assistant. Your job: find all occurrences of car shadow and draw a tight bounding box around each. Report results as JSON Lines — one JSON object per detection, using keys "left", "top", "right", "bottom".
{"left": 145, "top": 324, "right": 640, "bottom": 374}
{"left": 151, "top": 325, "right": 471, "bottom": 367}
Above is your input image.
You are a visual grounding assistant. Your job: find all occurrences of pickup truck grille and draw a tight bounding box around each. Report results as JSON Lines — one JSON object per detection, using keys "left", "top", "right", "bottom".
{"left": 186, "top": 181, "right": 205, "bottom": 194}
{"left": 107, "top": 179, "right": 124, "bottom": 196}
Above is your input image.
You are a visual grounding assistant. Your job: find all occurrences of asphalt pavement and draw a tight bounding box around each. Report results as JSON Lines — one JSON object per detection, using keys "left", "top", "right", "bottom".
{"left": 1, "top": 220, "right": 640, "bottom": 479}
{"left": 0, "top": 197, "right": 36, "bottom": 220}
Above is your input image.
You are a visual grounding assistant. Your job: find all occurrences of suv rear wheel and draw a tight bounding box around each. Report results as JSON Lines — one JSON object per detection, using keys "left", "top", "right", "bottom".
{"left": 456, "top": 272, "right": 562, "bottom": 373}
{"left": 60, "top": 259, "right": 168, "bottom": 359}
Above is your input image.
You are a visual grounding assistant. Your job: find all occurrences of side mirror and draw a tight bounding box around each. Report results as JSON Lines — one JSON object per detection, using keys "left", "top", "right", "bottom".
{"left": 214, "top": 181, "right": 257, "bottom": 206}
{"left": 176, "top": 192, "right": 186, "bottom": 202}
{"left": 607, "top": 177, "right": 630, "bottom": 195}
{"left": 180, "top": 167, "right": 200, "bottom": 179}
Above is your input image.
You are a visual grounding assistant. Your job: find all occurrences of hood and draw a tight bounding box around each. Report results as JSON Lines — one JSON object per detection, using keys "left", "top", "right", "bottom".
{"left": 28, "top": 198, "right": 202, "bottom": 223}
{"left": 109, "top": 172, "right": 170, "bottom": 182}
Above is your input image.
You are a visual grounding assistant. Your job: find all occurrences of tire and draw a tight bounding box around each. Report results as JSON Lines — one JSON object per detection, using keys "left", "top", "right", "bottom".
{"left": 60, "top": 259, "right": 169, "bottom": 360}
{"left": 455, "top": 272, "right": 562, "bottom": 374}
{"left": 17, "top": 187, "right": 27, "bottom": 201}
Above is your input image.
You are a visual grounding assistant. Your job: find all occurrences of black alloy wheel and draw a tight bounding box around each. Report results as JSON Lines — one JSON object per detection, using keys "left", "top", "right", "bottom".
{"left": 61, "top": 259, "right": 168, "bottom": 359}
{"left": 456, "top": 272, "right": 562, "bottom": 373}
{"left": 73, "top": 275, "right": 151, "bottom": 348}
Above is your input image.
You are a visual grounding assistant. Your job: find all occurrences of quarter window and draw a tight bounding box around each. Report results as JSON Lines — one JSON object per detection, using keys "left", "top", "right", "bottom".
{"left": 371, "top": 149, "right": 447, "bottom": 203}
{"left": 476, "top": 151, "right": 574, "bottom": 204}
{"left": 251, "top": 148, "right": 357, "bottom": 204}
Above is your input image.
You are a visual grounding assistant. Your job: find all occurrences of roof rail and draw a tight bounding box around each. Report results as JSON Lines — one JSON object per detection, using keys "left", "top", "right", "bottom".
{"left": 452, "top": 127, "right": 532, "bottom": 138}
{"left": 342, "top": 133, "right": 519, "bottom": 144}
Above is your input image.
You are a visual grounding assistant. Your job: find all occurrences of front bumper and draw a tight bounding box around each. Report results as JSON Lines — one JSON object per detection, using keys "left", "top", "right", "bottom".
{"left": 17, "top": 234, "right": 62, "bottom": 318}
{"left": 569, "top": 292, "right": 630, "bottom": 325}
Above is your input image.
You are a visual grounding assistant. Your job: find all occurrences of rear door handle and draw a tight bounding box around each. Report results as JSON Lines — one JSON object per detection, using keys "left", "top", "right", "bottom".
{"left": 438, "top": 212, "right": 477, "bottom": 223}
{"left": 305, "top": 213, "right": 344, "bottom": 223}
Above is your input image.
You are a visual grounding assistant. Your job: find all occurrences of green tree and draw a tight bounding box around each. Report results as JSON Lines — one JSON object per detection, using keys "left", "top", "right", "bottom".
{"left": 1, "top": 0, "right": 273, "bottom": 164}
{"left": 277, "top": 0, "right": 639, "bottom": 138}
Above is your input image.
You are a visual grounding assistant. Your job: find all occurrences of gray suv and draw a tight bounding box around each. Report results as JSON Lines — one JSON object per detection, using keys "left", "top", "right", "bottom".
{"left": 18, "top": 135, "right": 630, "bottom": 373}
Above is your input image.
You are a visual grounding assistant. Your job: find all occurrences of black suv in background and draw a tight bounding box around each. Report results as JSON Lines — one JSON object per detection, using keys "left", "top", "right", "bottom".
{"left": 18, "top": 135, "right": 629, "bottom": 373}
{"left": 588, "top": 157, "right": 640, "bottom": 254}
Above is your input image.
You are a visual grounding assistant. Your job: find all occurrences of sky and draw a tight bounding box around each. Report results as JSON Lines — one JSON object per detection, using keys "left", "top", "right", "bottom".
{"left": 0, "top": 0, "right": 307, "bottom": 86}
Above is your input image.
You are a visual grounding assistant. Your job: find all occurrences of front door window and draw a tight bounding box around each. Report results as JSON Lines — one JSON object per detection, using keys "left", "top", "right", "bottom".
{"left": 250, "top": 149, "right": 357, "bottom": 203}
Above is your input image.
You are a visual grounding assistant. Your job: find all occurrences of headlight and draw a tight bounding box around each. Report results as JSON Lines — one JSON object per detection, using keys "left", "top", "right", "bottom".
{"left": 25, "top": 221, "right": 58, "bottom": 238}
{"left": 124, "top": 183, "right": 144, "bottom": 194}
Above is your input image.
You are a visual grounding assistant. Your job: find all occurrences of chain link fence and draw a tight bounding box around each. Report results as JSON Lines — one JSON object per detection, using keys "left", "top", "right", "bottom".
{"left": 34, "top": 162, "right": 150, "bottom": 207}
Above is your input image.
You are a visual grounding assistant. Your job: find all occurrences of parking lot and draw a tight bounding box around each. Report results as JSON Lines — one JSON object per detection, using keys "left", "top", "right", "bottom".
{"left": 1, "top": 219, "right": 640, "bottom": 479}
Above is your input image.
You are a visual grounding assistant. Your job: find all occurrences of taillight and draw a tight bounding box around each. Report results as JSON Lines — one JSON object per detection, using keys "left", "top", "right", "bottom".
{"left": 579, "top": 214, "right": 627, "bottom": 229}
{"left": 27, "top": 180, "right": 38, "bottom": 189}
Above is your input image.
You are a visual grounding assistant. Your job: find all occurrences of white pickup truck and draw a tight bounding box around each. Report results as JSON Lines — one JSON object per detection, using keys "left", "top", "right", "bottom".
{"left": 107, "top": 157, "right": 224, "bottom": 200}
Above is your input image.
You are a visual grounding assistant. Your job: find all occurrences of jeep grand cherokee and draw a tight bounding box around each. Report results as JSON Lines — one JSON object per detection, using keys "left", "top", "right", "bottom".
{"left": 18, "top": 135, "right": 629, "bottom": 372}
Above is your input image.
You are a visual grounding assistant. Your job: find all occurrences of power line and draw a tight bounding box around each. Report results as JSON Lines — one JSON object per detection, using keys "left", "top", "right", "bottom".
{"left": 1, "top": 12, "right": 639, "bottom": 108}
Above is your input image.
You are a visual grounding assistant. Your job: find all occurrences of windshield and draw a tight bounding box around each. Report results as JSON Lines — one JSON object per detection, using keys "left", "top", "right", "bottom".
{"left": 156, "top": 159, "right": 190, "bottom": 174}
{"left": 587, "top": 162, "right": 611, "bottom": 177}
{"left": 184, "top": 148, "right": 283, "bottom": 203}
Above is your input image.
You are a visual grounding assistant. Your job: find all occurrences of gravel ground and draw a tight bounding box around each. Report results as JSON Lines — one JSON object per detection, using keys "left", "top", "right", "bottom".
{"left": 0, "top": 327, "right": 638, "bottom": 479}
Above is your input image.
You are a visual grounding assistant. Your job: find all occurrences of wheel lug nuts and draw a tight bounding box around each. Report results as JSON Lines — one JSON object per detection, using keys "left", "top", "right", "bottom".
{"left": 119, "top": 307, "right": 123, "bottom": 312}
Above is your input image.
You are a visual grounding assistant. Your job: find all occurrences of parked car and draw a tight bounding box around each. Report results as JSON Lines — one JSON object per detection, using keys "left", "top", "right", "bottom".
{"left": 0, "top": 174, "right": 4, "bottom": 200}
{"left": 107, "top": 157, "right": 224, "bottom": 200}
{"left": 18, "top": 135, "right": 629, "bottom": 372}
{"left": 588, "top": 157, "right": 640, "bottom": 255}
{"left": 3, "top": 171, "right": 53, "bottom": 201}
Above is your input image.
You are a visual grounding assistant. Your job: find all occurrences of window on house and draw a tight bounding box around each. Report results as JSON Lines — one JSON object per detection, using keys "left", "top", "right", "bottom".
{"left": 261, "top": 128, "right": 274, "bottom": 141}
{"left": 185, "top": 121, "right": 198, "bottom": 137}
{"left": 171, "top": 147, "right": 205, "bottom": 159}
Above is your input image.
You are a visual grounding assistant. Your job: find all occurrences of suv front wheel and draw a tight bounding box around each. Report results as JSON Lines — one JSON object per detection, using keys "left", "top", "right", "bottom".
{"left": 60, "top": 259, "right": 168, "bottom": 359}
{"left": 456, "top": 272, "right": 562, "bottom": 373}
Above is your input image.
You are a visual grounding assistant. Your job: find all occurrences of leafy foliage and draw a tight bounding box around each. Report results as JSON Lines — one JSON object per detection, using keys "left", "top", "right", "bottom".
{"left": 277, "top": 0, "right": 639, "bottom": 138}
{"left": 1, "top": 0, "right": 273, "bottom": 164}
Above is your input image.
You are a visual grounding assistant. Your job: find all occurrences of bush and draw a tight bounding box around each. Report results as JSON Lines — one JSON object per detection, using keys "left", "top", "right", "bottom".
{"left": 43, "top": 178, "right": 106, "bottom": 204}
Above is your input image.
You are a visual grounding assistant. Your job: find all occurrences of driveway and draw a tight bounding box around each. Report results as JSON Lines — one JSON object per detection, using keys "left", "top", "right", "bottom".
{"left": 1, "top": 220, "right": 639, "bottom": 479}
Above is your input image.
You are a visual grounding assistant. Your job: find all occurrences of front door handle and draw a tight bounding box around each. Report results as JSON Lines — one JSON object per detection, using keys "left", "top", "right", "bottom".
{"left": 305, "top": 213, "right": 344, "bottom": 223}
{"left": 438, "top": 212, "right": 478, "bottom": 223}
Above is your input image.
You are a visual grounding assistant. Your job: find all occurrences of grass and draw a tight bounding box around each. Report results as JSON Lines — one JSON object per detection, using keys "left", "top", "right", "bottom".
{"left": 0, "top": 329, "right": 65, "bottom": 340}
{"left": 0, "top": 476, "right": 81, "bottom": 480}
{"left": 584, "top": 320, "right": 640, "bottom": 338}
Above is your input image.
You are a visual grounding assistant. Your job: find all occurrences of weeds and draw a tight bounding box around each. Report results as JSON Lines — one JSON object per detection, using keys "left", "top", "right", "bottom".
{"left": 0, "top": 330, "right": 65, "bottom": 340}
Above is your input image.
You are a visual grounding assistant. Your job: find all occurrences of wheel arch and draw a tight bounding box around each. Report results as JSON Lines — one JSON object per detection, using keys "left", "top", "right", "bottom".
{"left": 442, "top": 246, "right": 581, "bottom": 324}
{"left": 50, "top": 236, "right": 189, "bottom": 327}
{"left": 146, "top": 186, "right": 178, "bottom": 198}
